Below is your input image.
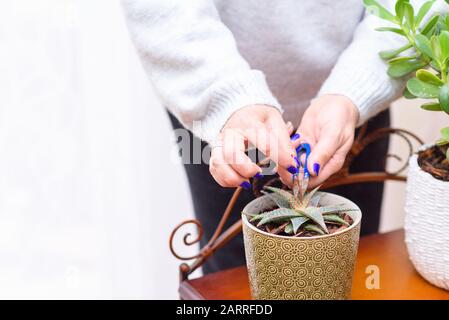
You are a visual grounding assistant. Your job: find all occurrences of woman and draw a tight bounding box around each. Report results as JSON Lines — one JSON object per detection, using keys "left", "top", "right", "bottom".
{"left": 122, "top": 0, "right": 422, "bottom": 273}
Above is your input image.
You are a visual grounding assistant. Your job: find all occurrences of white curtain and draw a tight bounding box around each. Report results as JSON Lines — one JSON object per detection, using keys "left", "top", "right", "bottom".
{"left": 0, "top": 0, "right": 196, "bottom": 299}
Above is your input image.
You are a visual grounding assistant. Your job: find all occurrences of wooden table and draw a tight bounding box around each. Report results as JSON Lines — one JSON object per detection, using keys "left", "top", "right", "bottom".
{"left": 179, "top": 230, "right": 449, "bottom": 300}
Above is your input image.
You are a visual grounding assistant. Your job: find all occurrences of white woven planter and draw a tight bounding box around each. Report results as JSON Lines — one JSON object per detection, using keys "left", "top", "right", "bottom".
{"left": 405, "top": 150, "right": 449, "bottom": 290}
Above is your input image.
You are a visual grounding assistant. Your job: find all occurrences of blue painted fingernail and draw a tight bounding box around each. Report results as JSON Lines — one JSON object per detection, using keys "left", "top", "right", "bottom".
{"left": 254, "top": 172, "right": 264, "bottom": 179}
{"left": 240, "top": 181, "right": 251, "bottom": 190}
{"left": 287, "top": 166, "right": 298, "bottom": 175}
{"left": 313, "top": 163, "right": 320, "bottom": 176}
{"left": 291, "top": 133, "right": 300, "bottom": 141}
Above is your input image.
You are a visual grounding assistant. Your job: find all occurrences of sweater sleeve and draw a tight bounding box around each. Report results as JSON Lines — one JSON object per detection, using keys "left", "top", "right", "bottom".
{"left": 121, "top": 0, "right": 281, "bottom": 143}
{"left": 318, "top": 0, "right": 439, "bottom": 126}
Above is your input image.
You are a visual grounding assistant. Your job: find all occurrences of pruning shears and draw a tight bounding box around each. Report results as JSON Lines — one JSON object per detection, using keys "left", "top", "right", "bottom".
{"left": 292, "top": 143, "right": 311, "bottom": 200}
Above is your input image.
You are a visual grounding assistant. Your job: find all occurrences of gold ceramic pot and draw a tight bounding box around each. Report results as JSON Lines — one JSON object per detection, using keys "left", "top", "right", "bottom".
{"left": 242, "top": 191, "right": 361, "bottom": 300}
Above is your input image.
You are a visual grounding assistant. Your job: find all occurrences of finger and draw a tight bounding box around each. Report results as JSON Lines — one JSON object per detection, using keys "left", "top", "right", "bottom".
{"left": 307, "top": 140, "right": 352, "bottom": 188}
{"left": 221, "top": 129, "right": 261, "bottom": 178}
{"left": 250, "top": 113, "right": 297, "bottom": 171}
{"left": 306, "top": 133, "right": 341, "bottom": 178}
{"left": 286, "top": 121, "right": 294, "bottom": 135}
{"left": 209, "top": 146, "right": 248, "bottom": 188}
{"left": 278, "top": 167, "right": 293, "bottom": 188}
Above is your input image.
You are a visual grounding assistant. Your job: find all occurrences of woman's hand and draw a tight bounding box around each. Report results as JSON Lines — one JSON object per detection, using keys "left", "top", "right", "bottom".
{"left": 288, "top": 95, "right": 359, "bottom": 188}
{"left": 209, "top": 105, "right": 297, "bottom": 189}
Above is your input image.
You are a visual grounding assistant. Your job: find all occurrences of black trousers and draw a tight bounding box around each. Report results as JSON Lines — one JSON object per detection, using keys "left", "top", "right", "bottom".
{"left": 169, "top": 110, "right": 390, "bottom": 274}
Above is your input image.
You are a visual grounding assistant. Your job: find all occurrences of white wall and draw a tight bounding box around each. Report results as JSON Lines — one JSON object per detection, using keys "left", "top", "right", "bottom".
{"left": 0, "top": 0, "right": 447, "bottom": 299}
{"left": 0, "top": 0, "right": 194, "bottom": 299}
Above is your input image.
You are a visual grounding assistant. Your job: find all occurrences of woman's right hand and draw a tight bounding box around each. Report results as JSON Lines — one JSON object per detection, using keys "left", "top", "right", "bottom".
{"left": 209, "top": 105, "right": 298, "bottom": 189}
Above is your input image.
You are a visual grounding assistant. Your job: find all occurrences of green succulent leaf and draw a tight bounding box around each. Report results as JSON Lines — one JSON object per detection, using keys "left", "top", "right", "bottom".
{"left": 262, "top": 190, "right": 292, "bottom": 209}
{"left": 324, "top": 214, "right": 350, "bottom": 227}
{"left": 403, "top": 2, "right": 415, "bottom": 29}
{"left": 291, "top": 216, "right": 309, "bottom": 234}
{"left": 263, "top": 186, "right": 294, "bottom": 206}
{"left": 420, "top": 15, "right": 439, "bottom": 36}
{"left": 406, "top": 77, "right": 440, "bottom": 98}
{"left": 297, "top": 207, "right": 329, "bottom": 234}
{"left": 363, "top": 0, "right": 398, "bottom": 23}
{"left": 395, "top": 0, "right": 406, "bottom": 23}
{"left": 379, "top": 43, "right": 412, "bottom": 60}
{"left": 416, "top": 69, "right": 444, "bottom": 86}
{"left": 403, "top": 86, "right": 417, "bottom": 99}
{"left": 431, "top": 36, "right": 442, "bottom": 62}
{"left": 303, "top": 224, "right": 325, "bottom": 235}
{"left": 439, "top": 83, "right": 449, "bottom": 115}
{"left": 300, "top": 185, "right": 321, "bottom": 208}
{"left": 315, "top": 205, "right": 359, "bottom": 216}
{"left": 284, "top": 223, "right": 293, "bottom": 234}
{"left": 436, "top": 138, "right": 449, "bottom": 146}
{"left": 440, "top": 126, "right": 449, "bottom": 141}
{"left": 387, "top": 55, "right": 415, "bottom": 64}
{"left": 375, "top": 27, "right": 406, "bottom": 36}
{"left": 415, "top": 33, "right": 435, "bottom": 59}
{"left": 387, "top": 59, "right": 427, "bottom": 78}
{"left": 415, "top": 1, "right": 435, "bottom": 27}
{"left": 438, "top": 31, "right": 449, "bottom": 63}
{"left": 256, "top": 208, "right": 300, "bottom": 226}
{"left": 420, "top": 102, "right": 442, "bottom": 111}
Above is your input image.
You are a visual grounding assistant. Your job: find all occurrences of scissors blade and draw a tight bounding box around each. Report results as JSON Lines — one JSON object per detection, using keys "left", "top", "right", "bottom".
{"left": 292, "top": 174, "right": 300, "bottom": 199}
{"left": 300, "top": 173, "right": 309, "bottom": 199}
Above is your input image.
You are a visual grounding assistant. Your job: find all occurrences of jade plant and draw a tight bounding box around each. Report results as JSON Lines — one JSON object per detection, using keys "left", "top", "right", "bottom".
{"left": 244, "top": 186, "right": 357, "bottom": 236}
{"left": 364, "top": 0, "right": 449, "bottom": 158}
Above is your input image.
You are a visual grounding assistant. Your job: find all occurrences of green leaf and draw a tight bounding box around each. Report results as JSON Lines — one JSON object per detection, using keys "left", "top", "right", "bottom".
{"left": 375, "top": 27, "right": 406, "bottom": 36}
{"left": 415, "top": 1, "right": 435, "bottom": 27}
{"left": 446, "top": 147, "right": 449, "bottom": 161}
{"left": 431, "top": 36, "right": 442, "bottom": 62}
{"left": 395, "top": 0, "right": 406, "bottom": 23}
{"left": 420, "top": 102, "right": 442, "bottom": 111}
{"left": 291, "top": 216, "right": 309, "bottom": 233}
{"left": 324, "top": 214, "right": 350, "bottom": 227}
{"left": 303, "top": 224, "right": 325, "bottom": 235}
{"left": 403, "top": 2, "right": 415, "bottom": 29}
{"left": 297, "top": 207, "right": 328, "bottom": 234}
{"left": 441, "top": 126, "right": 449, "bottom": 141}
{"left": 439, "top": 83, "right": 449, "bottom": 115}
{"left": 415, "top": 33, "right": 435, "bottom": 59}
{"left": 256, "top": 208, "right": 300, "bottom": 226}
{"left": 300, "top": 185, "right": 321, "bottom": 208}
{"left": 416, "top": 69, "right": 444, "bottom": 86}
{"left": 439, "top": 31, "right": 449, "bottom": 63}
{"left": 262, "top": 191, "right": 291, "bottom": 209}
{"left": 406, "top": 77, "right": 440, "bottom": 98}
{"left": 436, "top": 137, "right": 449, "bottom": 146}
{"left": 379, "top": 43, "right": 412, "bottom": 60}
{"left": 315, "top": 205, "right": 359, "bottom": 216}
{"left": 387, "top": 55, "right": 415, "bottom": 64}
{"left": 421, "top": 15, "right": 439, "bottom": 36}
{"left": 284, "top": 223, "right": 293, "bottom": 234}
{"left": 403, "top": 86, "right": 417, "bottom": 99}
{"left": 363, "top": 0, "right": 398, "bottom": 23}
{"left": 387, "top": 59, "right": 427, "bottom": 78}
{"left": 263, "top": 186, "right": 293, "bottom": 206}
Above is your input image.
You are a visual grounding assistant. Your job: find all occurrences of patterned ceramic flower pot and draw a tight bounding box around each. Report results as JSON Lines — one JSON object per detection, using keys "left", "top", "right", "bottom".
{"left": 405, "top": 151, "right": 449, "bottom": 290}
{"left": 242, "top": 191, "right": 361, "bottom": 300}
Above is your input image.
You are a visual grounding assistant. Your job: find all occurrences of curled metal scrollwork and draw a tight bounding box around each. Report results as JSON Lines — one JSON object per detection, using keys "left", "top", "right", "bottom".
{"left": 169, "top": 219, "right": 204, "bottom": 261}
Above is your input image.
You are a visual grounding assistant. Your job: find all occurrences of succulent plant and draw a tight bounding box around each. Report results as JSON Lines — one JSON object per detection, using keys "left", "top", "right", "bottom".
{"left": 364, "top": 0, "right": 449, "bottom": 158}
{"left": 244, "top": 186, "right": 357, "bottom": 236}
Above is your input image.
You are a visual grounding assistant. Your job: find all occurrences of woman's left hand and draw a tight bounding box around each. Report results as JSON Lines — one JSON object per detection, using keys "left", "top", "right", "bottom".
{"left": 282, "top": 94, "right": 359, "bottom": 188}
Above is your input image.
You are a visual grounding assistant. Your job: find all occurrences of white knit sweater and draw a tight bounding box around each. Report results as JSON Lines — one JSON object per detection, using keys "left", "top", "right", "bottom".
{"left": 122, "top": 0, "right": 440, "bottom": 143}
